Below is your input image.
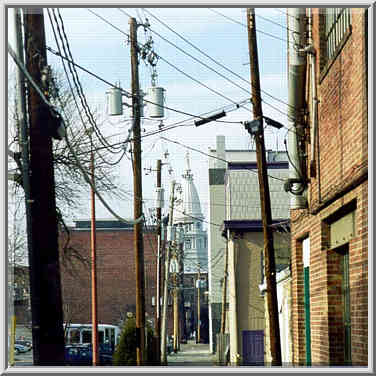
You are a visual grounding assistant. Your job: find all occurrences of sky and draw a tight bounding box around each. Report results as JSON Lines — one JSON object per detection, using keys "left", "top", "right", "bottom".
{"left": 7, "top": 6, "right": 290, "bottom": 226}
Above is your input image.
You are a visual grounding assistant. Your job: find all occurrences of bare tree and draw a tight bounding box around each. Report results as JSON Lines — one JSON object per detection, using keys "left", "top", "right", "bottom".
{"left": 8, "top": 69, "right": 131, "bottom": 265}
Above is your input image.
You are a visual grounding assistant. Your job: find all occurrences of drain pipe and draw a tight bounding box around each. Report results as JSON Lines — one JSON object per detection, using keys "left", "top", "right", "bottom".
{"left": 305, "top": 8, "right": 319, "bottom": 179}
{"left": 286, "top": 8, "right": 308, "bottom": 209}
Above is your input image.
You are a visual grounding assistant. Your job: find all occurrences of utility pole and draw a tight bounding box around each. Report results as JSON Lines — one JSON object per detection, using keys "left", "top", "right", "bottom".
{"left": 89, "top": 132, "right": 99, "bottom": 366}
{"left": 177, "top": 225, "right": 186, "bottom": 347}
{"left": 129, "top": 17, "right": 146, "bottom": 366}
{"left": 196, "top": 265, "right": 201, "bottom": 344}
{"left": 173, "top": 262, "right": 179, "bottom": 352}
{"left": 246, "top": 8, "right": 282, "bottom": 366}
{"left": 220, "top": 240, "right": 229, "bottom": 334}
{"left": 155, "top": 159, "right": 162, "bottom": 364}
{"left": 161, "top": 180, "right": 176, "bottom": 365}
{"left": 24, "top": 8, "right": 65, "bottom": 365}
{"left": 14, "top": 9, "right": 32, "bottom": 365}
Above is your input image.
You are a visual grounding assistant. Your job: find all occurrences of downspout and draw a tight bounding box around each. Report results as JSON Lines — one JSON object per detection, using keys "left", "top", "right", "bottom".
{"left": 305, "top": 9, "right": 319, "bottom": 182}
{"left": 286, "top": 8, "right": 308, "bottom": 209}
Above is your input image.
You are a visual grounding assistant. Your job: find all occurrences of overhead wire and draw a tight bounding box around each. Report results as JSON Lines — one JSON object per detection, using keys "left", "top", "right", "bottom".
{"left": 89, "top": 8, "right": 244, "bottom": 108}
{"left": 160, "top": 136, "right": 286, "bottom": 182}
{"left": 49, "top": 9, "right": 130, "bottom": 178}
{"left": 208, "top": 8, "right": 300, "bottom": 47}
{"left": 125, "top": 9, "right": 253, "bottom": 101}
{"left": 46, "top": 45, "right": 243, "bottom": 126}
{"left": 49, "top": 10, "right": 296, "bottom": 132}
{"left": 52, "top": 9, "right": 127, "bottom": 160}
{"left": 10, "top": 19, "right": 142, "bottom": 224}
{"left": 141, "top": 8, "right": 295, "bottom": 114}
{"left": 47, "top": 10, "right": 130, "bottom": 215}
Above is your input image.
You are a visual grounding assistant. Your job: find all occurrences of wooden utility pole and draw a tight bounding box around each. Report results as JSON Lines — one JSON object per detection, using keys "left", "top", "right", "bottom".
{"left": 89, "top": 135, "right": 99, "bottom": 366}
{"left": 161, "top": 180, "right": 176, "bottom": 365}
{"left": 173, "top": 267, "right": 179, "bottom": 352}
{"left": 220, "top": 240, "right": 229, "bottom": 334}
{"left": 24, "top": 8, "right": 65, "bottom": 365}
{"left": 196, "top": 265, "right": 201, "bottom": 344}
{"left": 130, "top": 17, "right": 146, "bottom": 365}
{"left": 155, "top": 159, "right": 162, "bottom": 364}
{"left": 246, "top": 8, "right": 282, "bottom": 366}
{"left": 177, "top": 226, "right": 186, "bottom": 346}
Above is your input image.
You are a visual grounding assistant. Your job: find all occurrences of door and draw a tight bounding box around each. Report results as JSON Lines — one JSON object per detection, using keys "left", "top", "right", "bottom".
{"left": 242, "top": 330, "right": 264, "bottom": 366}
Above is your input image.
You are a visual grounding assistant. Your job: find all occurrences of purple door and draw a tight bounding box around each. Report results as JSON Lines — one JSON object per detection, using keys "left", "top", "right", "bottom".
{"left": 242, "top": 330, "right": 264, "bottom": 366}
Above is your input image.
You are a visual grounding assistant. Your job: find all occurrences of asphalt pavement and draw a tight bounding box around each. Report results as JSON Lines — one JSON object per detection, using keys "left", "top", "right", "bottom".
{"left": 166, "top": 340, "right": 217, "bottom": 367}
{"left": 11, "top": 339, "right": 218, "bottom": 368}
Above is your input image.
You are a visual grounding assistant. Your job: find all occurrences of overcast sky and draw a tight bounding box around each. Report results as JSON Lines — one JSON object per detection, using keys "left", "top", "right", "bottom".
{"left": 7, "top": 6, "right": 290, "bottom": 225}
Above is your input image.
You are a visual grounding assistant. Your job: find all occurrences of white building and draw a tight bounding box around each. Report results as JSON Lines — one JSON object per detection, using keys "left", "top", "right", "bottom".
{"left": 174, "top": 153, "right": 208, "bottom": 274}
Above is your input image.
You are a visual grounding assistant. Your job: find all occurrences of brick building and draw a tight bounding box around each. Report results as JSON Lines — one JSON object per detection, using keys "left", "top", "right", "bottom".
{"left": 59, "top": 219, "right": 165, "bottom": 330}
{"left": 288, "top": 8, "right": 368, "bottom": 366}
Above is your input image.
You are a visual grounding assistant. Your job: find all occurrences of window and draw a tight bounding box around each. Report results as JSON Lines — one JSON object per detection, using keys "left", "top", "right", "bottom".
{"left": 324, "top": 8, "right": 351, "bottom": 63}
{"left": 82, "top": 330, "right": 91, "bottom": 343}
{"left": 69, "top": 329, "right": 80, "bottom": 344}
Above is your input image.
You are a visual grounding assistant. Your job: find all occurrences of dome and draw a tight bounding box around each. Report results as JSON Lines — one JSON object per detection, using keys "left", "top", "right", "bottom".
{"left": 173, "top": 153, "right": 203, "bottom": 224}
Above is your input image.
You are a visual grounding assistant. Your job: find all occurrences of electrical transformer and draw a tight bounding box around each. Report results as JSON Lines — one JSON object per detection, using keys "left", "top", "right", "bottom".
{"left": 147, "top": 86, "right": 165, "bottom": 118}
{"left": 106, "top": 87, "right": 123, "bottom": 116}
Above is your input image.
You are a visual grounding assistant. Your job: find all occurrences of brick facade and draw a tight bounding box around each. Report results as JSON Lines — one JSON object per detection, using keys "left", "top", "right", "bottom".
{"left": 290, "top": 8, "right": 368, "bottom": 367}
{"left": 59, "top": 219, "right": 208, "bottom": 340}
{"left": 59, "top": 220, "right": 163, "bottom": 329}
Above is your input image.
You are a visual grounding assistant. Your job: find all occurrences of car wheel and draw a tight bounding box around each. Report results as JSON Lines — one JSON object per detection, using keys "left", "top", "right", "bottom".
{"left": 15, "top": 348, "right": 19, "bottom": 355}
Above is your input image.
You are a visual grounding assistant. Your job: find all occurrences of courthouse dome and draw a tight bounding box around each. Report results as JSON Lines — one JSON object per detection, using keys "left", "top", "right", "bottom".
{"left": 174, "top": 153, "right": 204, "bottom": 224}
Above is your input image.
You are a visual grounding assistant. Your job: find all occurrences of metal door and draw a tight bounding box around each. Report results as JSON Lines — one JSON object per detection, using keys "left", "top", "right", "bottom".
{"left": 242, "top": 330, "right": 264, "bottom": 366}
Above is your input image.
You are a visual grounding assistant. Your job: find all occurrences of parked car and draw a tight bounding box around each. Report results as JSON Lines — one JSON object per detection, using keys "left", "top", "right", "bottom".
{"left": 65, "top": 344, "right": 112, "bottom": 366}
{"left": 14, "top": 344, "right": 28, "bottom": 355}
{"left": 15, "top": 339, "right": 32, "bottom": 351}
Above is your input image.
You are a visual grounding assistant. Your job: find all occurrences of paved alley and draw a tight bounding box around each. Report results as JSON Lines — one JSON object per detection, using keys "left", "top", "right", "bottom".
{"left": 166, "top": 340, "right": 217, "bottom": 367}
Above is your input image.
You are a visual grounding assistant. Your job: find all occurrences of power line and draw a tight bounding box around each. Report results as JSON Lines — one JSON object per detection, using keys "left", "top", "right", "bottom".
{"left": 89, "top": 8, "right": 243, "bottom": 108}
{"left": 46, "top": 46, "right": 243, "bottom": 126}
{"left": 208, "top": 8, "right": 299, "bottom": 47}
{"left": 54, "top": 9, "right": 294, "bottom": 123}
{"left": 160, "top": 136, "right": 286, "bottom": 182}
{"left": 53, "top": 9, "right": 125, "bottom": 158}
{"left": 142, "top": 8, "right": 294, "bottom": 113}
{"left": 131, "top": 9, "right": 252, "bottom": 97}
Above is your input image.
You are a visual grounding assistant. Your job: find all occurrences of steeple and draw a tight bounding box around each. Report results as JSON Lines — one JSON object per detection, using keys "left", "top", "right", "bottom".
{"left": 174, "top": 152, "right": 203, "bottom": 224}
{"left": 183, "top": 151, "right": 193, "bottom": 180}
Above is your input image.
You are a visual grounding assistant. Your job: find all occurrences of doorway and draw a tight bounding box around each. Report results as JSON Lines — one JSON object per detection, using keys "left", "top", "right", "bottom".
{"left": 327, "top": 244, "right": 352, "bottom": 365}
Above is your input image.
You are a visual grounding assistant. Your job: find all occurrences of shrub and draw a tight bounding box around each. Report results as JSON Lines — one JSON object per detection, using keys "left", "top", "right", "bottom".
{"left": 113, "top": 318, "right": 154, "bottom": 366}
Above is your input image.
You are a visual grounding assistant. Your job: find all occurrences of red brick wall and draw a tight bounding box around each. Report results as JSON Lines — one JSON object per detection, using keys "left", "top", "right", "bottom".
{"left": 59, "top": 226, "right": 161, "bottom": 329}
{"left": 290, "top": 8, "right": 368, "bottom": 366}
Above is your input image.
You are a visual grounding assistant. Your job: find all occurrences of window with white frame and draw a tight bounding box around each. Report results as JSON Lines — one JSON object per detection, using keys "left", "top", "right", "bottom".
{"left": 324, "top": 8, "right": 351, "bottom": 63}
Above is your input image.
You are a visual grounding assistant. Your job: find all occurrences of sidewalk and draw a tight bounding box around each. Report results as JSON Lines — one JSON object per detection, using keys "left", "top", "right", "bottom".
{"left": 166, "top": 340, "right": 217, "bottom": 367}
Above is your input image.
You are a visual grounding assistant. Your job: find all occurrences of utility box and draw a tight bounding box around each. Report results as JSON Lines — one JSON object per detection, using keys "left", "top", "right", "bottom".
{"left": 147, "top": 86, "right": 165, "bottom": 118}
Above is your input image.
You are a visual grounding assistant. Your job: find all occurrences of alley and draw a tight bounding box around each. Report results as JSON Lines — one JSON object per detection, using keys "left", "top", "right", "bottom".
{"left": 166, "top": 341, "right": 216, "bottom": 367}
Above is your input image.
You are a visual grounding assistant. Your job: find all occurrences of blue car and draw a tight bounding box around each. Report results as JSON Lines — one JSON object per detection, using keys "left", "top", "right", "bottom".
{"left": 65, "top": 345, "right": 112, "bottom": 366}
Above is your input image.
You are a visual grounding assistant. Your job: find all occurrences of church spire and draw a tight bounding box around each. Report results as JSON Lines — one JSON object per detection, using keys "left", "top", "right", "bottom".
{"left": 183, "top": 151, "right": 193, "bottom": 180}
